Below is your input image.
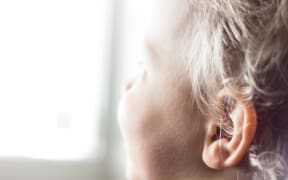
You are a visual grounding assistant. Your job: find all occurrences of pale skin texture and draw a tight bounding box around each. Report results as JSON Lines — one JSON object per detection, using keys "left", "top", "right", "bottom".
{"left": 118, "top": 0, "right": 257, "bottom": 180}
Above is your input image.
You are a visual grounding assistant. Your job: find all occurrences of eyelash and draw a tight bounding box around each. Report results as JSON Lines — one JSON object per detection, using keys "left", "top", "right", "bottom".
{"left": 135, "top": 60, "right": 146, "bottom": 71}
{"left": 136, "top": 60, "right": 145, "bottom": 66}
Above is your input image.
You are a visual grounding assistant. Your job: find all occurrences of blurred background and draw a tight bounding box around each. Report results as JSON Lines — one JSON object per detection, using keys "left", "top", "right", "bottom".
{"left": 0, "top": 0, "right": 150, "bottom": 179}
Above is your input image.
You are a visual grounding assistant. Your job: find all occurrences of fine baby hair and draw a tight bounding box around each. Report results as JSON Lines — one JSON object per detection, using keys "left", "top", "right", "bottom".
{"left": 118, "top": 0, "right": 288, "bottom": 180}
{"left": 186, "top": 0, "right": 288, "bottom": 179}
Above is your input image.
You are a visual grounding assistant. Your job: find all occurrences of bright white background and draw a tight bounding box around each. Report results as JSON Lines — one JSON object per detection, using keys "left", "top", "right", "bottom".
{"left": 0, "top": 0, "right": 149, "bottom": 179}
{"left": 0, "top": 0, "right": 107, "bottom": 160}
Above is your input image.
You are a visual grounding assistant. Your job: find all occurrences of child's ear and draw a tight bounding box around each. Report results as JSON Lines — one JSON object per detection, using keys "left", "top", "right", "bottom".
{"left": 202, "top": 87, "right": 257, "bottom": 170}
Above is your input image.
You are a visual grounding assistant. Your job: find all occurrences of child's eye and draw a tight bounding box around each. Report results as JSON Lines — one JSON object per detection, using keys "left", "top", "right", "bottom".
{"left": 135, "top": 60, "right": 146, "bottom": 71}
{"left": 136, "top": 60, "right": 145, "bottom": 67}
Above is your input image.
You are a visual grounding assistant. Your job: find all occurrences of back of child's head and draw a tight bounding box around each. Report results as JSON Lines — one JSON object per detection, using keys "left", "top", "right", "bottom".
{"left": 186, "top": 0, "right": 288, "bottom": 179}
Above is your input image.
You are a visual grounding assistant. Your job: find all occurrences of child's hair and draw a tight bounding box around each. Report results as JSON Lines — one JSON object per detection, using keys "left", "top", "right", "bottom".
{"left": 184, "top": 0, "right": 288, "bottom": 179}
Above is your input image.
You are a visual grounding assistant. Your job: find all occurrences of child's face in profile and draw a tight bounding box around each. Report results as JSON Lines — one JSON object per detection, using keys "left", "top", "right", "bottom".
{"left": 118, "top": 0, "right": 208, "bottom": 179}
{"left": 119, "top": 0, "right": 288, "bottom": 179}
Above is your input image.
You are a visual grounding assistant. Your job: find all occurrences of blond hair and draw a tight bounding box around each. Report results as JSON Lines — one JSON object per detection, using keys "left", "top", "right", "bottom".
{"left": 185, "top": 0, "right": 288, "bottom": 179}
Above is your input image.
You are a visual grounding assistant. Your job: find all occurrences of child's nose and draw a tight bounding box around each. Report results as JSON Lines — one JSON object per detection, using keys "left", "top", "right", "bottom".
{"left": 124, "top": 74, "right": 138, "bottom": 92}
{"left": 124, "top": 68, "right": 146, "bottom": 92}
{"left": 124, "top": 79, "right": 134, "bottom": 91}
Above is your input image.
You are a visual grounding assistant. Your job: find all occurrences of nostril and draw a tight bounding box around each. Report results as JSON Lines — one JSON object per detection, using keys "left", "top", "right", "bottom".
{"left": 124, "top": 68, "right": 146, "bottom": 92}
{"left": 124, "top": 76, "right": 137, "bottom": 92}
{"left": 124, "top": 81, "right": 133, "bottom": 91}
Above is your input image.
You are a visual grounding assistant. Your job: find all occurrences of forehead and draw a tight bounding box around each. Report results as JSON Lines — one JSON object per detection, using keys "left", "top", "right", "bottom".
{"left": 143, "top": 0, "right": 189, "bottom": 42}
{"left": 140, "top": 0, "right": 191, "bottom": 68}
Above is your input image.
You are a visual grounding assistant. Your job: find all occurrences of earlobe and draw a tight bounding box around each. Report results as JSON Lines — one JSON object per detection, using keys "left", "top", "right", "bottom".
{"left": 202, "top": 88, "right": 257, "bottom": 170}
{"left": 202, "top": 124, "right": 231, "bottom": 169}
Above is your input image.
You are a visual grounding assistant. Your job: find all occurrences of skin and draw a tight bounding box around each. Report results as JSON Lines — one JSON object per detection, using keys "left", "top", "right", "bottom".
{"left": 118, "top": 0, "right": 255, "bottom": 180}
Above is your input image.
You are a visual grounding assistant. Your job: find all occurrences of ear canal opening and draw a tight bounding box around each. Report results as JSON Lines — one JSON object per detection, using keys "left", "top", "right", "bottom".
{"left": 211, "top": 126, "right": 232, "bottom": 142}
{"left": 215, "top": 95, "right": 237, "bottom": 141}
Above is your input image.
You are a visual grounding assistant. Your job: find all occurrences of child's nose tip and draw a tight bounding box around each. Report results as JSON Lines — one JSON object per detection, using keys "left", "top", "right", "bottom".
{"left": 124, "top": 76, "right": 137, "bottom": 92}
{"left": 123, "top": 68, "right": 145, "bottom": 92}
{"left": 124, "top": 81, "right": 133, "bottom": 91}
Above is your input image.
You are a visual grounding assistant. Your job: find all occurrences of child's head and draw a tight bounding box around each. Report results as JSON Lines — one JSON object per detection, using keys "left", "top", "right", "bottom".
{"left": 118, "top": 0, "right": 288, "bottom": 180}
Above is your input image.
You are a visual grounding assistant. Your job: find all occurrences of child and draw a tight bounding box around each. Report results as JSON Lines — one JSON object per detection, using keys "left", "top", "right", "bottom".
{"left": 118, "top": 0, "right": 288, "bottom": 179}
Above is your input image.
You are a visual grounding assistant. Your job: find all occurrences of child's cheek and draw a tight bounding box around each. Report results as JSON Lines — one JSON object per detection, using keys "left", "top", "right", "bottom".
{"left": 118, "top": 93, "right": 173, "bottom": 178}
{"left": 118, "top": 90, "right": 158, "bottom": 141}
